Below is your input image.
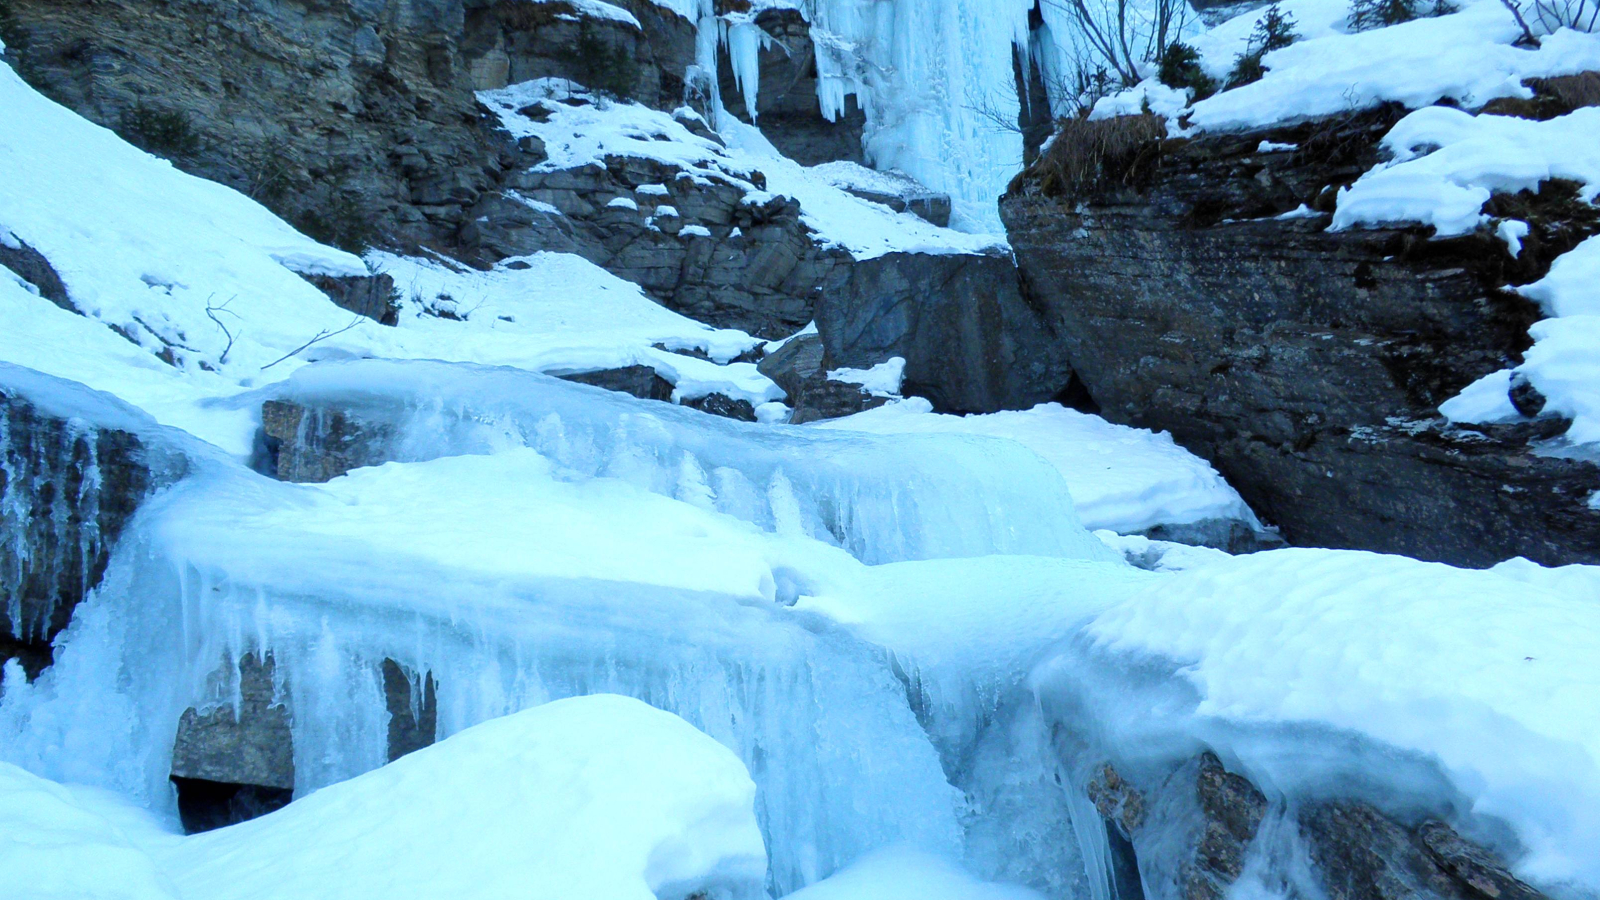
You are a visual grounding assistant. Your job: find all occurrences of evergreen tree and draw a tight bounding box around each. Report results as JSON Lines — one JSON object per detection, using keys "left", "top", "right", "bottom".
{"left": 1226, "top": 4, "right": 1298, "bottom": 89}
{"left": 1157, "top": 42, "right": 1218, "bottom": 101}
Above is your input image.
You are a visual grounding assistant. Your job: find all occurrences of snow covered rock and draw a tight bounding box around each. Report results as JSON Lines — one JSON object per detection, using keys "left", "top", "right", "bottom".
{"left": 816, "top": 399, "right": 1267, "bottom": 546}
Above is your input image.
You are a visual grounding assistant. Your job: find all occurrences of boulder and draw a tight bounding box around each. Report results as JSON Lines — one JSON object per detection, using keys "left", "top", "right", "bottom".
{"left": 817, "top": 249, "right": 1074, "bottom": 414}
{"left": 558, "top": 365, "right": 676, "bottom": 402}
{"left": 757, "top": 332, "right": 887, "bottom": 423}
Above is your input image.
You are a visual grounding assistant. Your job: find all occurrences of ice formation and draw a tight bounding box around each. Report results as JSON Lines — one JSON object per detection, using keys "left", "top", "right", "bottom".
{"left": 817, "top": 399, "right": 1260, "bottom": 535}
{"left": 260, "top": 359, "right": 1119, "bottom": 565}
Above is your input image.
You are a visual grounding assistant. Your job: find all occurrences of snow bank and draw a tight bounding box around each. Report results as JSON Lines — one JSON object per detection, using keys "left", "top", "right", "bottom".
{"left": 0, "top": 763, "right": 178, "bottom": 900}
{"left": 1333, "top": 105, "right": 1600, "bottom": 236}
{"left": 1188, "top": 1, "right": 1600, "bottom": 131}
{"left": 785, "top": 844, "right": 1044, "bottom": 900}
{"left": 0, "top": 61, "right": 371, "bottom": 383}
{"left": 0, "top": 697, "right": 768, "bottom": 900}
{"left": 1039, "top": 548, "right": 1600, "bottom": 889}
{"left": 816, "top": 399, "right": 1258, "bottom": 535}
{"left": 165, "top": 695, "right": 767, "bottom": 900}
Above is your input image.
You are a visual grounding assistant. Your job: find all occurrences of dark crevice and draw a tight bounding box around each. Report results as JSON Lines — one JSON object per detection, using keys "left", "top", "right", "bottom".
{"left": 171, "top": 776, "right": 293, "bottom": 834}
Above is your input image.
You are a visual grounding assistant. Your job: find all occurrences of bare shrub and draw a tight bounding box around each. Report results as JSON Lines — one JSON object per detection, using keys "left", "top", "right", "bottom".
{"left": 1022, "top": 113, "right": 1168, "bottom": 197}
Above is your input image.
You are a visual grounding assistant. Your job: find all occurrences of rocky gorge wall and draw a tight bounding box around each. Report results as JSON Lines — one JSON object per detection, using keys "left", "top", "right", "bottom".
{"left": 1002, "top": 107, "right": 1600, "bottom": 567}
{"left": 0, "top": 0, "right": 694, "bottom": 251}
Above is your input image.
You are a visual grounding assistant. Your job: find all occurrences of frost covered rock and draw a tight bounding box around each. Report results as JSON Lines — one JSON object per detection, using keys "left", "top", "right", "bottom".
{"left": 1002, "top": 108, "right": 1600, "bottom": 566}
{"left": 0, "top": 365, "right": 190, "bottom": 681}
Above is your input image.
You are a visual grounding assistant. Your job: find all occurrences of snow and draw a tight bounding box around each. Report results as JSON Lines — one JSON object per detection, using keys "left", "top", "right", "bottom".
{"left": 527, "top": 0, "right": 643, "bottom": 29}
{"left": 0, "top": 763, "right": 179, "bottom": 900}
{"left": 1042, "top": 547, "right": 1600, "bottom": 887}
{"left": 1333, "top": 105, "right": 1600, "bottom": 236}
{"left": 1, "top": 696, "right": 769, "bottom": 900}
{"left": 479, "top": 78, "right": 1002, "bottom": 258}
{"left": 1521, "top": 315, "right": 1600, "bottom": 443}
{"left": 816, "top": 399, "right": 1258, "bottom": 535}
{"left": 1187, "top": 1, "right": 1600, "bottom": 131}
{"left": 827, "top": 357, "right": 905, "bottom": 396}
{"left": 167, "top": 695, "right": 766, "bottom": 900}
{"left": 1519, "top": 234, "right": 1600, "bottom": 317}
{"left": 785, "top": 845, "right": 1044, "bottom": 900}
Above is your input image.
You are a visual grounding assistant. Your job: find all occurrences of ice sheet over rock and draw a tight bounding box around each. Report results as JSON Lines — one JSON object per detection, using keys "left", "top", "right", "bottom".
{"left": 816, "top": 399, "right": 1258, "bottom": 535}
{"left": 0, "top": 446, "right": 967, "bottom": 895}
{"left": 260, "top": 359, "right": 1120, "bottom": 565}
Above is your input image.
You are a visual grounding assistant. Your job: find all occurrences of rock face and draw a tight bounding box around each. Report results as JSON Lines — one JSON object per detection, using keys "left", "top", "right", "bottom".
{"left": 1001, "top": 110, "right": 1600, "bottom": 566}
{"left": 1084, "top": 754, "right": 1550, "bottom": 900}
{"left": 464, "top": 123, "right": 837, "bottom": 336}
{"left": 0, "top": 0, "right": 691, "bottom": 250}
{"left": 816, "top": 249, "right": 1074, "bottom": 414}
{"left": 0, "top": 385, "right": 174, "bottom": 681}
{"left": 715, "top": 7, "right": 867, "bottom": 166}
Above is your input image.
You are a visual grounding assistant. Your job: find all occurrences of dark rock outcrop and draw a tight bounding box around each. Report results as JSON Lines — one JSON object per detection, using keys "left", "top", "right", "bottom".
{"left": 381, "top": 657, "right": 438, "bottom": 762}
{"left": 1002, "top": 110, "right": 1600, "bottom": 565}
{"left": 171, "top": 653, "right": 296, "bottom": 798}
{"left": 817, "top": 249, "right": 1074, "bottom": 414}
{"left": 462, "top": 0, "right": 695, "bottom": 108}
{"left": 558, "top": 364, "right": 677, "bottom": 402}
{"left": 302, "top": 272, "right": 399, "bottom": 326}
{"left": 259, "top": 398, "right": 392, "bottom": 484}
{"left": 715, "top": 7, "right": 867, "bottom": 166}
{"left": 0, "top": 236, "right": 71, "bottom": 310}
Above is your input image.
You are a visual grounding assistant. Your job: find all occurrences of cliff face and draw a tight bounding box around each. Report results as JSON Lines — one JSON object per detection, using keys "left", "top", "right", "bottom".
{"left": 0, "top": 0, "right": 692, "bottom": 251}
{"left": 1002, "top": 110, "right": 1600, "bottom": 567}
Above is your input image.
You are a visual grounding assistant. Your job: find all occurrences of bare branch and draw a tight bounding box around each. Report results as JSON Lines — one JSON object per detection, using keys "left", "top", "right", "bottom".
{"left": 205, "top": 295, "right": 240, "bottom": 364}
{"left": 1499, "top": 0, "right": 1542, "bottom": 43}
{"left": 259, "top": 315, "right": 365, "bottom": 371}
